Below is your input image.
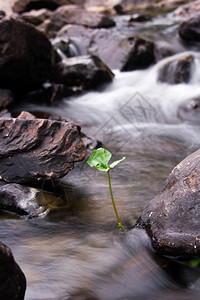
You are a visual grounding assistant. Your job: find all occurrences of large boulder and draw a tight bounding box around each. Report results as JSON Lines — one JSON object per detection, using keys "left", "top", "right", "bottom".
{"left": 158, "top": 54, "right": 194, "bottom": 84}
{"left": 12, "top": 0, "right": 85, "bottom": 13}
{"left": 53, "top": 55, "right": 114, "bottom": 91}
{"left": 0, "top": 116, "right": 86, "bottom": 183}
{"left": 177, "top": 97, "right": 200, "bottom": 124}
{"left": 47, "top": 5, "right": 115, "bottom": 32}
{"left": 0, "top": 241, "right": 26, "bottom": 300}
{"left": 179, "top": 13, "right": 200, "bottom": 43}
{"left": 137, "top": 148, "right": 200, "bottom": 256}
{"left": 0, "top": 18, "right": 53, "bottom": 94}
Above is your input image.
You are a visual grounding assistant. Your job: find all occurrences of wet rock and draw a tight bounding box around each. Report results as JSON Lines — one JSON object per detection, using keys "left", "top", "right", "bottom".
{"left": 0, "top": 89, "right": 14, "bottom": 110}
{"left": 21, "top": 8, "right": 52, "bottom": 25}
{"left": 0, "top": 182, "right": 70, "bottom": 217}
{"left": 53, "top": 55, "right": 114, "bottom": 91}
{"left": 158, "top": 54, "right": 194, "bottom": 84}
{"left": 137, "top": 148, "right": 200, "bottom": 256}
{"left": 0, "top": 241, "right": 26, "bottom": 300}
{"left": 128, "top": 14, "right": 151, "bottom": 23}
{"left": 47, "top": 5, "right": 115, "bottom": 32}
{"left": 0, "top": 18, "right": 53, "bottom": 94}
{"left": 12, "top": 0, "right": 84, "bottom": 13}
{"left": 177, "top": 97, "right": 200, "bottom": 124}
{"left": 121, "top": 39, "right": 155, "bottom": 71}
{"left": 51, "top": 36, "right": 79, "bottom": 60}
{"left": 0, "top": 10, "right": 6, "bottom": 19}
{"left": 179, "top": 13, "right": 200, "bottom": 43}
{"left": 0, "top": 117, "right": 86, "bottom": 184}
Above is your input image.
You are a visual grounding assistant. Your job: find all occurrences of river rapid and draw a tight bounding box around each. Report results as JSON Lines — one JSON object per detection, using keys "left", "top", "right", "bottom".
{"left": 3, "top": 8, "right": 200, "bottom": 300}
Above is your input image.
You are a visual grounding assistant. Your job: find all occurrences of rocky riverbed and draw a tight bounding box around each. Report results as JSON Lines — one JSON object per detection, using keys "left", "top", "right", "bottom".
{"left": 1, "top": 0, "right": 200, "bottom": 299}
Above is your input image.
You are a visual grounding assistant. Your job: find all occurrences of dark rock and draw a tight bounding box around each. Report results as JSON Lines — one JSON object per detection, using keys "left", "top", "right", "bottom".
{"left": 177, "top": 97, "right": 200, "bottom": 124}
{"left": 0, "top": 241, "right": 26, "bottom": 300}
{"left": 121, "top": 39, "right": 155, "bottom": 71}
{"left": 0, "top": 89, "right": 14, "bottom": 110}
{"left": 47, "top": 5, "right": 115, "bottom": 32}
{"left": 179, "top": 13, "right": 200, "bottom": 43}
{"left": 137, "top": 148, "right": 200, "bottom": 256}
{"left": 158, "top": 54, "right": 194, "bottom": 84}
{"left": 12, "top": 0, "right": 84, "bottom": 13}
{"left": 128, "top": 14, "right": 151, "bottom": 23}
{"left": 0, "top": 182, "right": 70, "bottom": 217}
{"left": 0, "top": 10, "right": 6, "bottom": 19}
{"left": 53, "top": 55, "right": 114, "bottom": 91}
{"left": 21, "top": 8, "right": 52, "bottom": 25}
{"left": 0, "top": 117, "right": 86, "bottom": 184}
{"left": 0, "top": 18, "right": 53, "bottom": 94}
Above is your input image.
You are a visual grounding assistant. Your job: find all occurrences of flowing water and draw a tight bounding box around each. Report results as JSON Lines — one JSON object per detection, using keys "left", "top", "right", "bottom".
{"left": 2, "top": 11, "right": 200, "bottom": 300}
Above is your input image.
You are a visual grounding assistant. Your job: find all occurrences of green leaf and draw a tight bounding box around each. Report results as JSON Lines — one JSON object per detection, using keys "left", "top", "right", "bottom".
{"left": 87, "top": 148, "right": 112, "bottom": 172}
{"left": 109, "top": 156, "right": 126, "bottom": 169}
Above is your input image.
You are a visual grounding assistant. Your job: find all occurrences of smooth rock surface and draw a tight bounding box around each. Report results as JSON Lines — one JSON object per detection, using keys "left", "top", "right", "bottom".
{"left": 137, "top": 149, "right": 200, "bottom": 256}
{"left": 0, "top": 18, "right": 53, "bottom": 93}
{"left": 0, "top": 117, "right": 86, "bottom": 183}
{"left": 0, "top": 241, "right": 26, "bottom": 300}
{"left": 47, "top": 4, "right": 115, "bottom": 32}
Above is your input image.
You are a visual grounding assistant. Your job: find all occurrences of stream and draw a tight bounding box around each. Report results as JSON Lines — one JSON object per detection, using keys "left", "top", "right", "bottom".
{"left": 2, "top": 9, "right": 200, "bottom": 300}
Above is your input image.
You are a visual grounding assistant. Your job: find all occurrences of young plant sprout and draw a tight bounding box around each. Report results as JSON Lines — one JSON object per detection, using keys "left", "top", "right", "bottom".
{"left": 87, "top": 148, "right": 126, "bottom": 231}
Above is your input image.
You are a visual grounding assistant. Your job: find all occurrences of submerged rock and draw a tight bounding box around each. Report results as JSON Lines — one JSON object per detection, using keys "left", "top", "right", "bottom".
{"left": 179, "top": 13, "right": 200, "bottom": 43}
{"left": 0, "top": 182, "right": 70, "bottom": 217}
{"left": 178, "top": 97, "right": 200, "bottom": 124}
{"left": 121, "top": 38, "right": 155, "bottom": 71}
{"left": 158, "top": 54, "right": 194, "bottom": 84}
{"left": 53, "top": 55, "right": 114, "bottom": 91}
{"left": 0, "top": 241, "right": 26, "bottom": 300}
{"left": 47, "top": 4, "right": 115, "bottom": 32}
{"left": 0, "top": 117, "right": 86, "bottom": 184}
{"left": 137, "top": 148, "right": 200, "bottom": 256}
{"left": 0, "top": 18, "right": 53, "bottom": 94}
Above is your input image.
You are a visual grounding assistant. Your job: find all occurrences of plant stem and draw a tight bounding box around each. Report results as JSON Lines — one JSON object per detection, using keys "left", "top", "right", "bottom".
{"left": 107, "top": 170, "right": 124, "bottom": 231}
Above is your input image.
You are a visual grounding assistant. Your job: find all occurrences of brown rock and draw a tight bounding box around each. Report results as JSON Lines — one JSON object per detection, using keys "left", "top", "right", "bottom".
{"left": 0, "top": 18, "right": 53, "bottom": 93}
{"left": 0, "top": 117, "right": 86, "bottom": 183}
{"left": 53, "top": 55, "right": 114, "bottom": 91}
{"left": 0, "top": 89, "right": 14, "bottom": 110}
{"left": 47, "top": 5, "right": 115, "bottom": 32}
{"left": 137, "top": 148, "right": 200, "bottom": 256}
{"left": 158, "top": 54, "right": 194, "bottom": 84}
{"left": 0, "top": 241, "right": 26, "bottom": 300}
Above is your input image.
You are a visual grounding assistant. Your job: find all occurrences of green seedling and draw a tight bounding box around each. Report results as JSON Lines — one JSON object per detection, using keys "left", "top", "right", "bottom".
{"left": 87, "top": 148, "right": 126, "bottom": 231}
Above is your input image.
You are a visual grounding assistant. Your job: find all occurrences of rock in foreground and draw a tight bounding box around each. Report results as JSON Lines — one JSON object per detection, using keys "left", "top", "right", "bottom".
{"left": 0, "top": 117, "right": 86, "bottom": 183}
{"left": 0, "top": 18, "right": 53, "bottom": 93}
{"left": 0, "top": 241, "right": 26, "bottom": 300}
{"left": 137, "top": 149, "right": 200, "bottom": 256}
